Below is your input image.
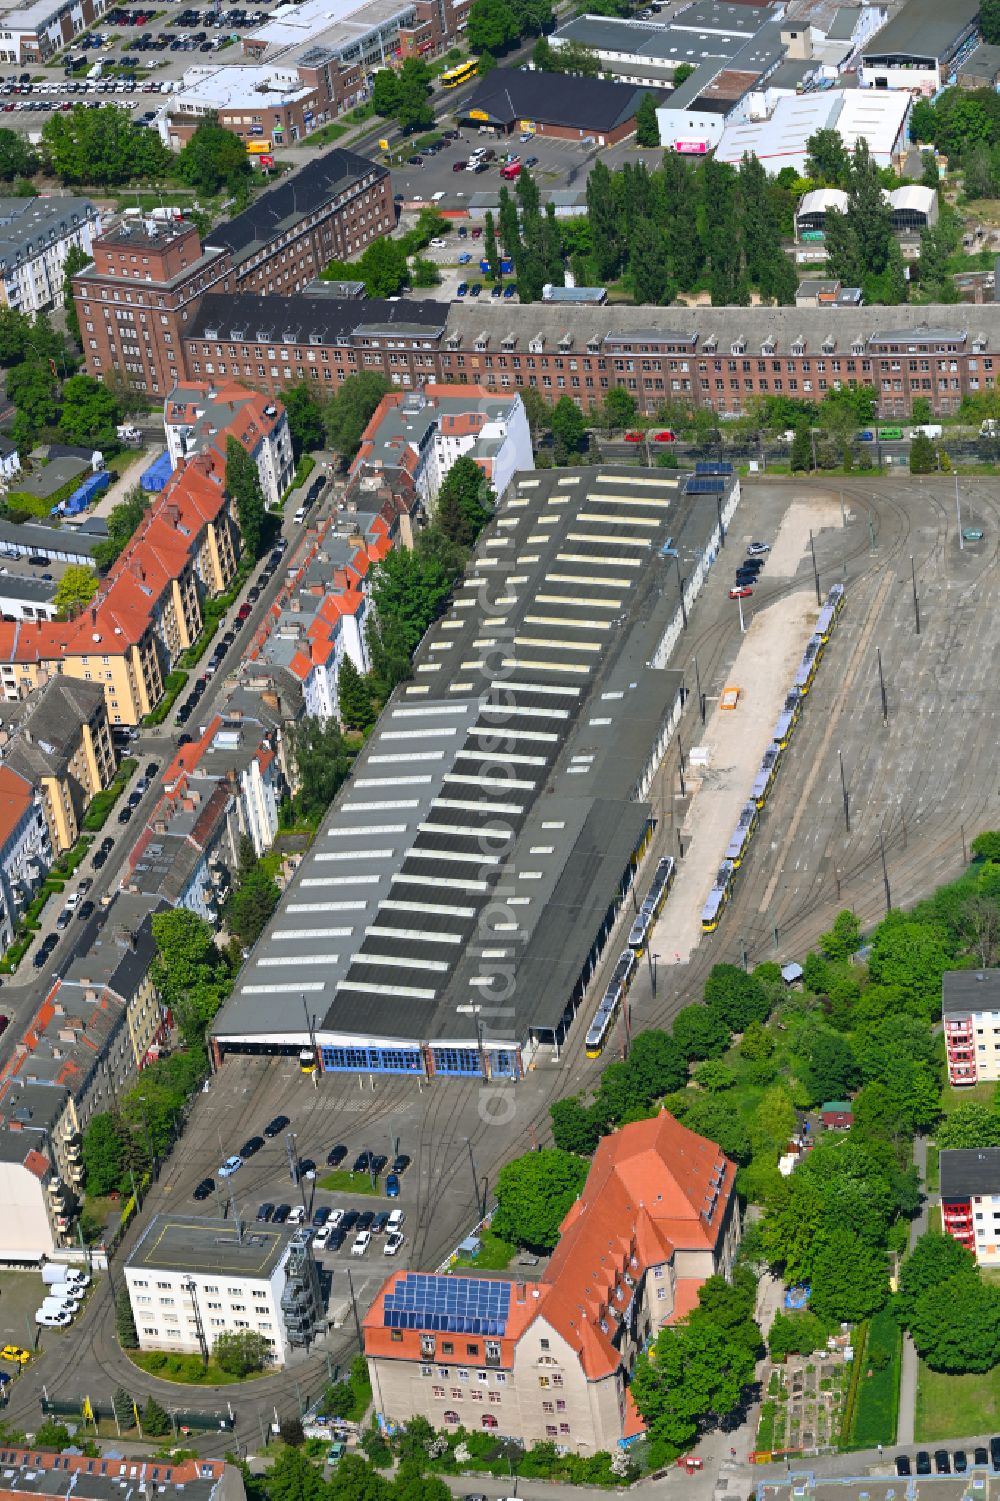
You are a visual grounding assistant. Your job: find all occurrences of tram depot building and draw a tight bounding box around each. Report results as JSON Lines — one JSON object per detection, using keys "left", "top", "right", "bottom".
{"left": 210, "top": 466, "right": 740, "bottom": 1080}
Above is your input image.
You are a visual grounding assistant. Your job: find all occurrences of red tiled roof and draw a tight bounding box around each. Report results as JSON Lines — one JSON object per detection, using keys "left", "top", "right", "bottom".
{"left": 0, "top": 763, "right": 35, "bottom": 847}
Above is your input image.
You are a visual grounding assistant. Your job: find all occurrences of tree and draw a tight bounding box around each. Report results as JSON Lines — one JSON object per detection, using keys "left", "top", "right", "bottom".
{"left": 338, "top": 656, "right": 376, "bottom": 731}
{"left": 324, "top": 372, "right": 391, "bottom": 462}
{"left": 635, "top": 91, "right": 660, "bottom": 147}
{"left": 282, "top": 383, "right": 325, "bottom": 458}
{"left": 42, "top": 104, "right": 169, "bottom": 187}
{"left": 909, "top": 430, "right": 936, "bottom": 473}
{"left": 53, "top": 564, "right": 99, "bottom": 620}
{"left": 629, "top": 215, "right": 672, "bottom": 305}
{"left": 704, "top": 964, "right": 770, "bottom": 1031}
{"left": 982, "top": 0, "right": 1000, "bottom": 44}
{"left": 972, "top": 830, "right": 1000, "bottom": 862}
{"left": 671, "top": 1002, "right": 730, "bottom": 1061}
{"left": 627, "top": 1028, "right": 687, "bottom": 1098}
{"left": 550, "top": 395, "right": 587, "bottom": 456}
{"left": 897, "top": 1231, "right": 979, "bottom": 1324}
{"left": 909, "top": 1272, "right": 1000, "bottom": 1372}
{"left": 601, "top": 386, "right": 637, "bottom": 432}
{"left": 62, "top": 242, "right": 91, "bottom": 347}
{"left": 740, "top": 1020, "right": 775, "bottom": 1062}
{"left": 790, "top": 423, "right": 812, "bottom": 472}
{"left": 631, "top": 1315, "right": 757, "bottom": 1462}
{"left": 491, "top": 1148, "right": 588, "bottom": 1251}
{"left": 0, "top": 128, "right": 36, "bottom": 182}
{"left": 289, "top": 717, "right": 354, "bottom": 821}
{"left": 58, "top": 373, "right": 121, "bottom": 449}
{"left": 802, "top": 1028, "right": 860, "bottom": 1103}
{"left": 820, "top": 909, "right": 862, "bottom": 961}
{"left": 409, "top": 256, "right": 440, "bottom": 288}
{"left": 7, "top": 359, "right": 58, "bottom": 444}
{"left": 550, "top": 1095, "right": 600, "bottom": 1155}
{"left": 116, "top": 1286, "right": 138, "bottom": 1349}
{"left": 767, "top": 1310, "right": 830, "bottom": 1359}
{"left": 82, "top": 1112, "right": 133, "bottom": 1195}
{"left": 805, "top": 127, "right": 849, "bottom": 186}
{"left": 226, "top": 434, "right": 267, "bottom": 560}
{"left": 279, "top": 1416, "right": 306, "bottom": 1448}
{"left": 177, "top": 121, "right": 251, "bottom": 193}
{"left": 937, "top": 1099, "right": 1000, "bottom": 1149}
{"left": 810, "top": 1228, "right": 888, "bottom": 1321}
{"left": 214, "top": 1327, "right": 271, "bottom": 1376}
{"left": 141, "top": 1396, "right": 171, "bottom": 1438}
{"left": 434, "top": 454, "right": 494, "bottom": 547}
{"left": 358, "top": 238, "right": 408, "bottom": 298}
{"left": 227, "top": 841, "right": 280, "bottom": 949}
{"left": 151, "top": 907, "right": 231, "bottom": 1047}
{"left": 93, "top": 486, "right": 150, "bottom": 571}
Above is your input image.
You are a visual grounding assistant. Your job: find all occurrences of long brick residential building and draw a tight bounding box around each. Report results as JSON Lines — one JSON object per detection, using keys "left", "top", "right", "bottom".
{"left": 72, "top": 147, "right": 391, "bottom": 395}
{"left": 364, "top": 1113, "right": 740, "bottom": 1453}
{"left": 178, "top": 296, "right": 1000, "bottom": 419}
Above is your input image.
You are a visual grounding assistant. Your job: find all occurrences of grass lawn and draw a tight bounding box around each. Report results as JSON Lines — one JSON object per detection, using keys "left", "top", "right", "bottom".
{"left": 928, "top": 1205, "right": 941, "bottom": 1233}
{"left": 925, "top": 1143, "right": 939, "bottom": 1193}
{"left": 449, "top": 1228, "right": 516, "bottom": 1272}
{"left": 850, "top": 1306, "right": 901, "bottom": 1447}
{"left": 916, "top": 1361, "right": 1000, "bottom": 1441}
{"left": 982, "top": 1266, "right": 1000, "bottom": 1285}
{"left": 128, "top": 1349, "right": 267, "bottom": 1386}
{"left": 938, "top": 1082, "right": 996, "bottom": 1114}
{"left": 318, "top": 1169, "right": 381, "bottom": 1196}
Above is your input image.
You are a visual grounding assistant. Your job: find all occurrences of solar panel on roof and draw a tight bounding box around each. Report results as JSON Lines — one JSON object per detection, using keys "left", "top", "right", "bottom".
{"left": 383, "top": 1273, "right": 511, "bottom": 1335}
{"left": 695, "top": 461, "right": 734, "bottom": 475}
{"left": 686, "top": 476, "right": 725, "bottom": 494}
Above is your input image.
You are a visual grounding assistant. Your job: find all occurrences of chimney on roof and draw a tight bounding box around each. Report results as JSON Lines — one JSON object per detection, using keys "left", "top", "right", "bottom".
{"left": 516, "top": 1283, "right": 526, "bottom": 1302}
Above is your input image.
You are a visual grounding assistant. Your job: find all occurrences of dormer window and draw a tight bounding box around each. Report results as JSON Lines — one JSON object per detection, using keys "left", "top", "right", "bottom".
{"left": 529, "top": 335, "right": 545, "bottom": 353}
{"left": 791, "top": 338, "right": 805, "bottom": 356}
{"left": 731, "top": 338, "right": 746, "bottom": 356}
{"left": 822, "top": 336, "right": 836, "bottom": 354}
{"left": 761, "top": 337, "right": 775, "bottom": 356}
{"left": 851, "top": 339, "right": 865, "bottom": 356}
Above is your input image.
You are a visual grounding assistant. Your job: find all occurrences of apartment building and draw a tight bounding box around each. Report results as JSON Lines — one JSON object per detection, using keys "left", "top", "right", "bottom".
{"left": 0, "top": 1450, "right": 245, "bottom": 1501}
{"left": 365, "top": 1113, "right": 740, "bottom": 1452}
{"left": 207, "top": 149, "right": 393, "bottom": 299}
{"left": 940, "top": 1147, "right": 1000, "bottom": 1267}
{"left": 0, "top": 0, "right": 109, "bottom": 64}
{"left": 72, "top": 219, "right": 234, "bottom": 399}
{"left": 124, "top": 776, "right": 240, "bottom": 924}
{"left": 0, "top": 196, "right": 101, "bottom": 315}
{"left": 0, "top": 763, "right": 50, "bottom": 948}
{"left": 164, "top": 381, "right": 294, "bottom": 509}
{"left": 0, "top": 1128, "right": 63, "bottom": 1259}
{"left": 183, "top": 291, "right": 446, "bottom": 397}
{"left": 351, "top": 384, "right": 532, "bottom": 512}
{"left": 161, "top": 65, "right": 326, "bottom": 151}
{"left": 58, "top": 890, "right": 170, "bottom": 1073}
{"left": 942, "top": 970, "right": 1000, "bottom": 1086}
{"left": 164, "top": 710, "right": 288, "bottom": 856}
{"left": 0, "top": 676, "right": 116, "bottom": 854}
{"left": 126, "top": 1216, "right": 324, "bottom": 1363}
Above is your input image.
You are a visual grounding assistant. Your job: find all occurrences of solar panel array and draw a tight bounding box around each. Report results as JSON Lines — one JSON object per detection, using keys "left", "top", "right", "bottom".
{"left": 686, "top": 476, "right": 726, "bottom": 494}
{"left": 383, "top": 1274, "right": 512, "bottom": 1334}
{"left": 695, "top": 461, "right": 734, "bottom": 476}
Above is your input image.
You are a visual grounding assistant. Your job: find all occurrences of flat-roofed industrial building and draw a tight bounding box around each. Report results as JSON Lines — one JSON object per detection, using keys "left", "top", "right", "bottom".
{"left": 211, "top": 466, "right": 739, "bottom": 1080}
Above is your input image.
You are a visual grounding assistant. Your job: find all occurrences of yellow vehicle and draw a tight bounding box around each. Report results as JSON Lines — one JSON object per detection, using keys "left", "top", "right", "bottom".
{"left": 246, "top": 139, "right": 272, "bottom": 155}
{"left": 441, "top": 57, "right": 478, "bottom": 87}
{"left": 1, "top": 1346, "right": 29, "bottom": 1364}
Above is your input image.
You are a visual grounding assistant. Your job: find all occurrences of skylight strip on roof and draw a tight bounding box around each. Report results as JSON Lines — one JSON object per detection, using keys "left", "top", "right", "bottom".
{"left": 513, "top": 636, "right": 601, "bottom": 653}
{"left": 379, "top": 728, "right": 460, "bottom": 740}
{"left": 382, "top": 899, "right": 477, "bottom": 917}
{"left": 257, "top": 954, "right": 343, "bottom": 967}
{"left": 523, "top": 615, "right": 610, "bottom": 630}
{"left": 546, "top": 572, "right": 635, "bottom": 587}
{"left": 444, "top": 773, "right": 537, "bottom": 791}
{"left": 467, "top": 727, "right": 558, "bottom": 742}
{"left": 565, "top": 534, "right": 651, "bottom": 549}
{"left": 326, "top": 823, "right": 408, "bottom": 836}
{"left": 577, "top": 512, "right": 663, "bottom": 526}
{"left": 242, "top": 982, "right": 325, "bottom": 994}
{"left": 392, "top": 705, "right": 472, "bottom": 718}
{"left": 391, "top": 872, "right": 491, "bottom": 892}
{"left": 314, "top": 850, "right": 396, "bottom": 862}
{"left": 482, "top": 680, "right": 581, "bottom": 697}
{"left": 534, "top": 593, "right": 622, "bottom": 609}
{"left": 478, "top": 704, "right": 568, "bottom": 720}
{"left": 455, "top": 750, "right": 548, "bottom": 766}
{"left": 340, "top": 800, "right": 422, "bottom": 812}
{"left": 336, "top": 981, "right": 438, "bottom": 1000}
{"left": 432, "top": 798, "right": 525, "bottom": 815}
{"left": 271, "top": 928, "right": 354, "bottom": 940}
{"left": 299, "top": 875, "right": 381, "bottom": 888}
{"left": 287, "top": 901, "right": 369, "bottom": 913}
{"left": 583, "top": 494, "right": 672, "bottom": 507}
{"left": 353, "top": 776, "right": 434, "bottom": 788}
{"left": 366, "top": 926, "right": 464, "bottom": 944}
{"left": 404, "top": 848, "right": 502, "bottom": 865}
{"left": 366, "top": 752, "right": 447, "bottom": 765}
{"left": 351, "top": 953, "right": 450, "bottom": 972}
{"left": 502, "top": 658, "right": 591, "bottom": 675}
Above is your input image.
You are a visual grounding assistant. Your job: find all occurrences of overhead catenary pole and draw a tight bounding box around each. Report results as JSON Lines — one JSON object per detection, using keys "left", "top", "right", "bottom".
{"left": 838, "top": 749, "right": 850, "bottom": 834}
{"left": 956, "top": 473, "right": 964, "bottom": 550}
{"left": 877, "top": 647, "right": 888, "bottom": 726}
{"left": 910, "top": 555, "right": 920, "bottom": 635}
{"left": 809, "top": 528, "right": 821, "bottom": 606}
{"left": 879, "top": 827, "right": 892, "bottom": 913}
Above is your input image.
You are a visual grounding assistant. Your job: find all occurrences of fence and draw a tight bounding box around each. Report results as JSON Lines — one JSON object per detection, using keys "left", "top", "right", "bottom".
{"left": 41, "top": 1394, "right": 234, "bottom": 1436}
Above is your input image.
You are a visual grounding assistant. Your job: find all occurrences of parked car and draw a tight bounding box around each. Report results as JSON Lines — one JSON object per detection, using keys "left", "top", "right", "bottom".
{"left": 371, "top": 1211, "right": 390, "bottom": 1234}
{"left": 0, "top": 1347, "right": 29, "bottom": 1365}
{"left": 895, "top": 1457, "right": 911, "bottom": 1477}
{"left": 356, "top": 1210, "right": 375, "bottom": 1231}
{"left": 391, "top": 1154, "right": 411, "bottom": 1174}
{"left": 217, "top": 1155, "right": 242, "bottom": 1178}
{"left": 624, "top": 431, "right": 645, "bottom": 443}
{"left": 240, "top": 1135, "right": 264, "bottom": 1158}
{"left": 729, "top": 586, "right": 753, "bottom": 599}
{"left": 934, "top": 1451, "right": 951, "bottom": 1474}
{"left": 351, "top": 1230, "right": 372, "bottom": 1256}
{"left": 973, "top": 1448, "right": 988, "bottom": 1468}
{"left": 653, "top": 430, "right": 676, "bottom": 443}
{"left": 193, "top": 1177, "right": 215, "bottom": 1200}
{"left": 384, "top": 1230, "right": 404, "bottom": 1255}
{"left": 264, "top": 1114, "right": 289, "bottom": 1137}
{"left": 352, "top": 1150, "right": 371, "bottom": 1173}
{"left": 456, "top": 281, "right": 468, "bottom": 296}
{"left": 313, "top": 1205, "right": 331, "bottom": 1227}
{"left": 256, "top": 1202, "right": 274, "bottom": 1221}
{"left": 746, "top": 542, "right": 770, "bottom": 556}
{"left": 915, "top": 1454, "right": 931, "bottom": 1475}
{"left": 327, "top": 1143, "right": 347, "bottom": 1167}
{"left": 77, "top": 900, "right": 95, "bottom": 921}
{"left": 287, "top": 1205, "right": 306, "bottom": 1225}
{"left": 954, "top": 1452, "right": 968, "bottom": 1474}
{"left": 341, "top": 1209, "right": 359, "bottom": 1232}
{"left": 387, "top": 1209, "right": 405, "bottom": 1231}
{"left": 313, "top": 1223, "right": 334, "bottom": 1251}
{"left": 271, "top": 1203, "right": 291, "bottom": 1223}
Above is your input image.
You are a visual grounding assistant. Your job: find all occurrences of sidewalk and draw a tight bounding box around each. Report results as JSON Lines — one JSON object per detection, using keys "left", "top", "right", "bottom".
{"left": 90, "top": 448, "right": 151, "bottom": 519}
{"left": 897, "top": 1134, "right": 928, "bottom": 1446}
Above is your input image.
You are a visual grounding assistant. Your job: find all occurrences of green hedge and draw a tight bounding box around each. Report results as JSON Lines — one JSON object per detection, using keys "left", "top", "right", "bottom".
{"left": 0, "top": 935, "right": 32, "bottom": 973}
{"left": 849, "top": 1306, "right": 901, "bottom": 1448}
{"left": 83, "top": 757, "right": 137, "bottom": 831}
{"left": 840, "top": 1318, "right": 869, "bottom": 1447}
{"left": 144, "top": 669, "right": 188, "bottom": 727}
{"left": 179, "top": 559, "right": 254, "bottom": 668}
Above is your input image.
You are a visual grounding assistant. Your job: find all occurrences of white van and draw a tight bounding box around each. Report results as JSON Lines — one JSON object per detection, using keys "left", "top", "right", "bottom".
{"left": 293, "top": 506, "right": 307, "bottom": 525}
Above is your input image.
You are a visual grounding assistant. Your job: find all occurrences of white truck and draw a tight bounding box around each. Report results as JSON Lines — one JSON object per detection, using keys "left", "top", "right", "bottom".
{"left": 41, "top": 1264, "right": 89, "bottom": 1288}
{"left": 907, "top": 424, "right": 942, "bottom": 440}
{"left": 981, "top": 419, "right": 999, "bottom": 437}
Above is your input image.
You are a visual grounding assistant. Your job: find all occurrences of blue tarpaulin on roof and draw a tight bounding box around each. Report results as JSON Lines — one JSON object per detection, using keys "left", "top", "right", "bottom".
{"left": 141, "top": 449, "right": 174, "bottom": 493}
{"left": 52, "top": 467, "right": 110, "bottom": 517}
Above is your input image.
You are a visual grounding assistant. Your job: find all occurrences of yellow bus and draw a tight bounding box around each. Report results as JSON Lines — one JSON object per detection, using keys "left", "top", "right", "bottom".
{"left": 246, "top": 139, "right": 272, "bottom": 155}
{"left": 441, "top": 57, "right": 478, "bottom": 87}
